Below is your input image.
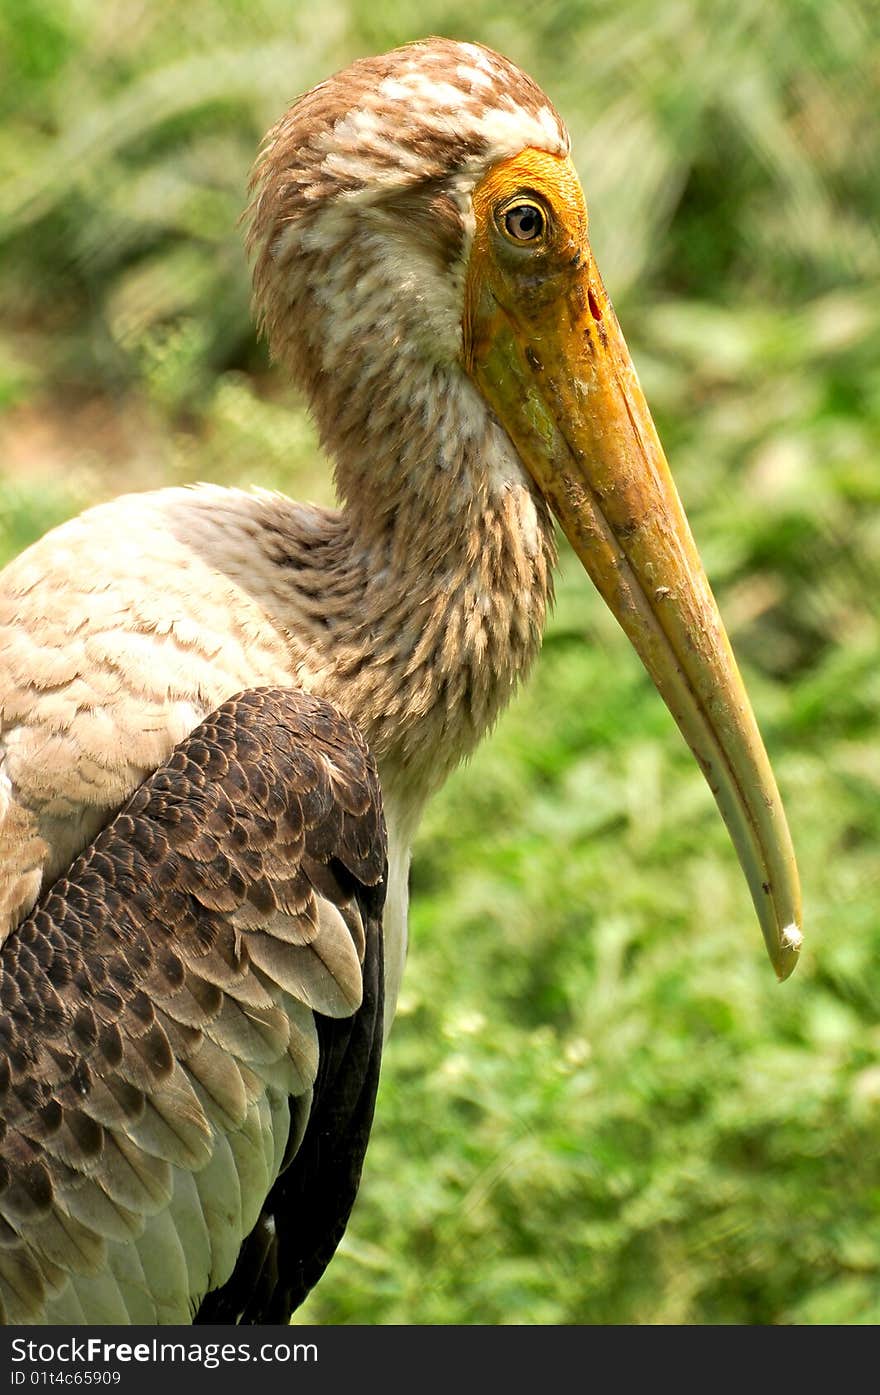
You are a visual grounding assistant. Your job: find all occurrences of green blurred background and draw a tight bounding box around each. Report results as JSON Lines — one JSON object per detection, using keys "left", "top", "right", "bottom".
{"left": 2, "top": 0, "right": 879, "bottom": 1324}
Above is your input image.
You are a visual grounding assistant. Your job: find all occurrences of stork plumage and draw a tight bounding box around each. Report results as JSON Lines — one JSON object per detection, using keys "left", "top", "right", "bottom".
{"left": 0, "top": 38, "right": 803, "bottom": 1324}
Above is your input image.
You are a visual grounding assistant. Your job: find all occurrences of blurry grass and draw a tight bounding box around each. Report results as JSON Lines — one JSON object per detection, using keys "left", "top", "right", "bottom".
{"left": 2, "top": 0, "right": 880, "bottom": 1325}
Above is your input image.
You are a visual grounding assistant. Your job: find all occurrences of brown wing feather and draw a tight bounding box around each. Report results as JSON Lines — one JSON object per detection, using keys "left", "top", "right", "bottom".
{"left": 0, "top": 687, "right": 386, "bottom": 1324}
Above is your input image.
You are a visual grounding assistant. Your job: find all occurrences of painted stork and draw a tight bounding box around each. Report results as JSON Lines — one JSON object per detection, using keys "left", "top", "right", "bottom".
{"left": 0, "top": 38, "right": 802, "bottom": 1324}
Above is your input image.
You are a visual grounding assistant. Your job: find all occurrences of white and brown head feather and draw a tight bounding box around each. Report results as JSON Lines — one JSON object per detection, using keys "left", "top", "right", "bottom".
{"left": 247, "top": 40, "right": 568, "bottom": 521}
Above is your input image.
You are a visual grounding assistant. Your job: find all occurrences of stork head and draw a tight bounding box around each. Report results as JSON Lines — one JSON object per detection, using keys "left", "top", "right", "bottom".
{"left": 248, "top": 38, "right": 803, "bottom": 980}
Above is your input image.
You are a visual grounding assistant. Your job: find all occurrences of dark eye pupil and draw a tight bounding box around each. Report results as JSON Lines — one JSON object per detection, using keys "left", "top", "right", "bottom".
{"left": 505, "top": 205, "right": 543, "bottom": 241}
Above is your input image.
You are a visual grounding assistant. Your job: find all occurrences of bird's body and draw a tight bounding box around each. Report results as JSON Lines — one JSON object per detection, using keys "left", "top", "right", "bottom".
{"left": 0, "top": 38, "right": 802, "bottom": 1324}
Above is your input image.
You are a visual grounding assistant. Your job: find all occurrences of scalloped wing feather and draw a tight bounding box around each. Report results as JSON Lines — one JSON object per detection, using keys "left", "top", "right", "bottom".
{"left": 0, "top": 687, "right": 386, "bottom": 1324}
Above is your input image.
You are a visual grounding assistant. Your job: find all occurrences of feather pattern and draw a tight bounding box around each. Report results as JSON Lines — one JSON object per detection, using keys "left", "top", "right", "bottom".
{"left": 0, "top": 687, "right": 386, "bottom": 1324}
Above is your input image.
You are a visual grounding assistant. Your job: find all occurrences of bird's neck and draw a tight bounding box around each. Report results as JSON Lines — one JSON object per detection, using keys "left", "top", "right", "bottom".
{"left": 256, "top": 214, "right": 555, "bottom": 813}
{"left": 283, "top": 368, "right": 557, "bottom": 820}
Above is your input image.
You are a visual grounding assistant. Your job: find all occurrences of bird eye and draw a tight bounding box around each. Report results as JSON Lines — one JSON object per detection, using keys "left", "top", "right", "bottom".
{"left": 501, "top": 202, "right": 545, "bottom": 243}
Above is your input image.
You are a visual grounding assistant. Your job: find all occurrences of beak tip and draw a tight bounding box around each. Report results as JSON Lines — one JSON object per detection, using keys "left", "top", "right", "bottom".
{"left": 773, "top": 922, "right": 803, "bottom": 981}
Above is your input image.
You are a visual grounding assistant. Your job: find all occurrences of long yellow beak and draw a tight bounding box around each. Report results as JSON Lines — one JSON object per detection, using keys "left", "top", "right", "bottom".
{"left": 465, "top": 152, "right": 802, "bottom": 980}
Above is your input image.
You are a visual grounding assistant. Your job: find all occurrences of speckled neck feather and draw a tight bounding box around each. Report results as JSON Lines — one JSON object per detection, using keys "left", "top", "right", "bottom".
{"left": 241, "top": 38, "right": 568, "bottom": 806}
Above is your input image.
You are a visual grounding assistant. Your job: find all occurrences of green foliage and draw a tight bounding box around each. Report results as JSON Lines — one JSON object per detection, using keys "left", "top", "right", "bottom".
{"left": 2, "top": 0, "right": 879, "bottom": 1326}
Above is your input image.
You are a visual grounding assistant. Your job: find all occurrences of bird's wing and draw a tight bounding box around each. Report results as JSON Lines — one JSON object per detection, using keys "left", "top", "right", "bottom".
{"left": 0, "top": 686, "right": 386, "bottom": 1325}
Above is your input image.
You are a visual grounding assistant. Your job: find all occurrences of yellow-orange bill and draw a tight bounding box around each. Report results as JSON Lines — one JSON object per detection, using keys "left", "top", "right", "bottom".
{"left": 465, "top": 151, "right": 802, "bottom": 979}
